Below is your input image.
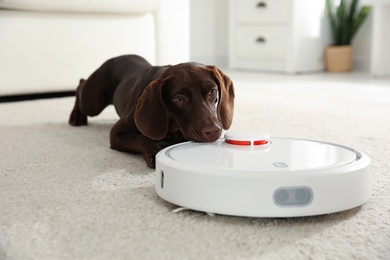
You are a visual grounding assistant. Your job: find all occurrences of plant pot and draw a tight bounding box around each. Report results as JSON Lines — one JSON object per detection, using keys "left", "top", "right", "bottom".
{"left": 325, "top": 45, "right": 353, "bottom": 72}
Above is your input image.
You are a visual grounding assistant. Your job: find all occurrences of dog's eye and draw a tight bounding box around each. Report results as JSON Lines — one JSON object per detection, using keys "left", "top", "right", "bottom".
{"left": 173, "top": 95, "right": 186, "bottom": 104}
{"left": 209, "top": 88, "right": 217, "bottom": 96}
{"left": 209, "top": 88, "right": 218, "bottom": 104}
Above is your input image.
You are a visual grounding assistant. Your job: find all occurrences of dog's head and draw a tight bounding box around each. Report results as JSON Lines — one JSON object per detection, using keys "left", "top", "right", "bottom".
{"left": 134, "top": 63, "right": 235, "bottom": 142}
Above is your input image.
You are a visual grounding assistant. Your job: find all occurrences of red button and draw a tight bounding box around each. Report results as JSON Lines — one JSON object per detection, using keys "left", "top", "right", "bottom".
{"left": 224, "top": 131, "right": 270, "bottom": 146}
{"left": 253, "top": 140, "right": 268, "bottom": 145}
{"left": 226, "top": 139, "right": 268, "bottom": 146}
{"left": 226, "top": 140, "right": 251, "bottom": 146}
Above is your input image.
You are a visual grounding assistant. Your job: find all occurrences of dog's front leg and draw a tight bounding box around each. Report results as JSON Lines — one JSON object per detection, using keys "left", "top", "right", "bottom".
{"left": 110, "top": 120, "right": 162, "bottom": 168}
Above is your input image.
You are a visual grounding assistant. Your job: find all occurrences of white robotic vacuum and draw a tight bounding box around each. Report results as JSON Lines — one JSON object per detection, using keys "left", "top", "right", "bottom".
{"left": 155, "top": 131, "right": 371, "bottom": 217}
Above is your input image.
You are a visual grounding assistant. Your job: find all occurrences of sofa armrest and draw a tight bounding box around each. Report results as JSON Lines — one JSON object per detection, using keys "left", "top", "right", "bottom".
{"left": 0, "top": 0, "right": 159, "bottom": 14}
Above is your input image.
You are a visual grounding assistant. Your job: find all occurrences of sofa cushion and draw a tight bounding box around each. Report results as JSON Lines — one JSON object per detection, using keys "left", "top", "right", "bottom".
{"left": 0, "top": 0, "right": 159, "bottom": 14}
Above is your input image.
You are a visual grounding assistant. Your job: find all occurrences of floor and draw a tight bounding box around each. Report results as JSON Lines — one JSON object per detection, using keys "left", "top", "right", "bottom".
{"left": 1, "top": 68, "right": 389, "bottom": 259}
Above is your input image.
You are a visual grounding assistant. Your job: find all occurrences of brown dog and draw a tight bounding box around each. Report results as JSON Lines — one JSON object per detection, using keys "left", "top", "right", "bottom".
{"left": 69, "top": 55, "right": 235, "bottom": 168}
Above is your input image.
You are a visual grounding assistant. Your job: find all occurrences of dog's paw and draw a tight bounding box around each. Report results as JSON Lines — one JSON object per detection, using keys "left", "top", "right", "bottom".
{"left": 144, "top": 150, "right": 158, "bottom": 168}
{"left": 145, "top": 155, "right": 156, "bottom": 169}
{"left": 143, "top": 144, "right": 162, "bottom": 168}
{"left": 69, "top": 108, "right": 88, "bottom": 126}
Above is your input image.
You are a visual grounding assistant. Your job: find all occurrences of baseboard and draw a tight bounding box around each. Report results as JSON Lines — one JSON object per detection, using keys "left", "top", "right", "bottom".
{"left": 0, "top": 91, "right": 75, "bottom": 103}
{"left": 354, "top": 59, "right": 370, "bottom": 73}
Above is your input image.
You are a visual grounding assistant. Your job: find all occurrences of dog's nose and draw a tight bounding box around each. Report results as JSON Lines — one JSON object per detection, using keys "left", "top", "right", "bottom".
{"left": 201, "top": 124, "right": 222, "bottom": 141}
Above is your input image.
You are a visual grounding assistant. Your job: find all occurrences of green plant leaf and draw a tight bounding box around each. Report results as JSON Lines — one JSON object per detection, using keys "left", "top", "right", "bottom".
{"left": 345, "top": 0, "right": 358, "bottom": 44}
{"left": 351, "top": 6, "right": 371, "bottom": 41}
{"left": 326, "top": 0, "right": 338, "bottom": 45}
{"left": 325, "top": 0, "right": 371, "bottom": 46}
{"left": 336, "top": 0, "right": 347, "bottom": 45}
{"left": 348, "top": 0, "right": 358, "bottom": 23}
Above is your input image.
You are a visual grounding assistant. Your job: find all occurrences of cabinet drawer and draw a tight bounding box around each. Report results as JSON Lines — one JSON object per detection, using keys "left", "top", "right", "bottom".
{"left": 235, "top": 25, "right": 286, "bottom": 60}
{"left": 237, "top": 0, "right": 288, "bottom": 24}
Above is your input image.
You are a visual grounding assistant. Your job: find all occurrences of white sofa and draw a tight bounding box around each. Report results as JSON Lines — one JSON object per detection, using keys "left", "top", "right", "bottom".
{"left": 0, "top": 0, "right": 189, "bottom": 96}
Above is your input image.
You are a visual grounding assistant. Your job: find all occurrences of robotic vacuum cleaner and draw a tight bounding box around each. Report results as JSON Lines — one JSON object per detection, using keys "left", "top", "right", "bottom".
{"left": 155, "top": 131, "right": 371, "bottom": 217}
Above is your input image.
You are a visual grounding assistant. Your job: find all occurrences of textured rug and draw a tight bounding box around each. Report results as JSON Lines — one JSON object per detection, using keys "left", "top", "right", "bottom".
{"left": 0, "top": 73, "right": 389, "bottom": 259}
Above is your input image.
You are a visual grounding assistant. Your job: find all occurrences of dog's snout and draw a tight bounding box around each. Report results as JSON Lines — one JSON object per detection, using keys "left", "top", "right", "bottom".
{"left": 201, "top": 124, "right": 222, "bottom": 141}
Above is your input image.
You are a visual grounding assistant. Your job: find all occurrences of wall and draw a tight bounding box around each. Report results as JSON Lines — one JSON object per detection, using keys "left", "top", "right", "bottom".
{"left": 190, "top": 0, "right": 372, "bottom": 71}
{"left": 190, "top": 0, "right": 228, "bottom": 66}
{"left": 353, "top": 11, "right": 372, "bottom": 72}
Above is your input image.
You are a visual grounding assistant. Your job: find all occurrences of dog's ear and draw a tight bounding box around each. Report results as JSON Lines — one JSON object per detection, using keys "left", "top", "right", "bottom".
{"left": 207, "top": 66, "right": 235, "bottom": 129}
{"left": 134, "top": 78, "right": 170, "bottom": 140}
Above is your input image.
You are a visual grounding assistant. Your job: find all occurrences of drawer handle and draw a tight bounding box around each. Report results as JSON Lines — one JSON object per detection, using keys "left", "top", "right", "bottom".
{"left": 256, "top": 37, "right": 266, "bottom": 43}
{"left": 256, "top": 2, "right": 267, "bottom": 8}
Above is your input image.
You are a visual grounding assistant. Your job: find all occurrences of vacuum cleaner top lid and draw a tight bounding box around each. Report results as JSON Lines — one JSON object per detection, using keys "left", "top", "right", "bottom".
{"left": 165, "top": 131, "right": 359, "bottom": 172}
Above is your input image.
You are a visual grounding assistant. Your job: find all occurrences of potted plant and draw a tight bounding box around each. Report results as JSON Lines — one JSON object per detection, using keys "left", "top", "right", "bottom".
{"left": 325, "top": 0, "right": 371, "bottom": 72}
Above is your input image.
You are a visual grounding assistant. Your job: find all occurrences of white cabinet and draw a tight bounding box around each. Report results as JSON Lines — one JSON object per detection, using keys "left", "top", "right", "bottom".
{"left": 228, "top": 0, "right": 330, "bottom": 73}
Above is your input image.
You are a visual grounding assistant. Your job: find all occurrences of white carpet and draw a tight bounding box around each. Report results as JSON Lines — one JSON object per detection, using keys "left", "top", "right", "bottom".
{"left": 1, "top": 72, "right": 389, "bottom": 259}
